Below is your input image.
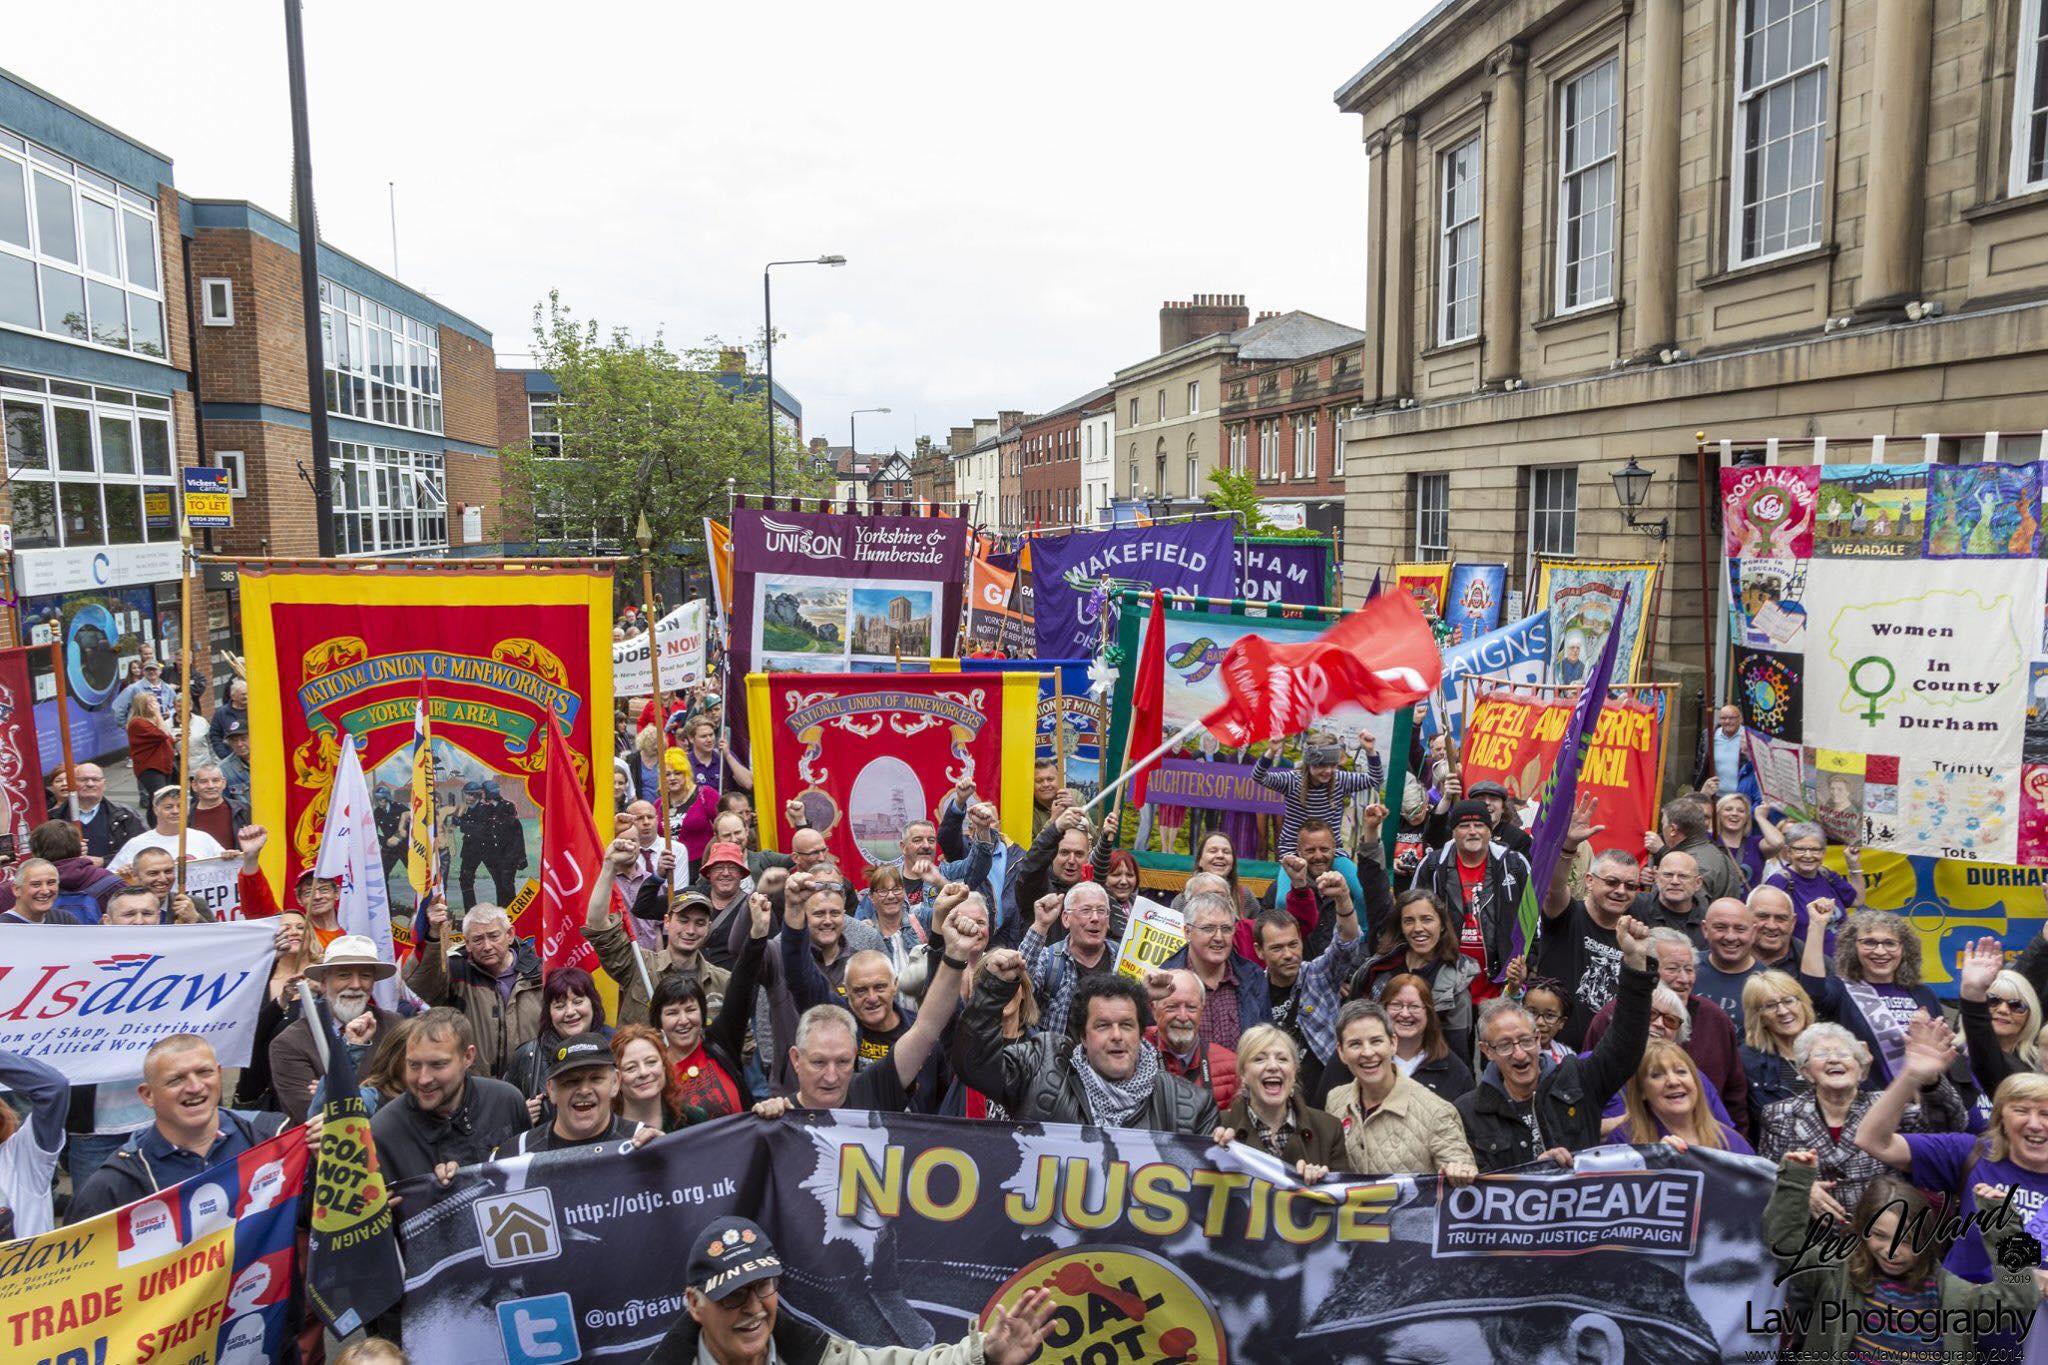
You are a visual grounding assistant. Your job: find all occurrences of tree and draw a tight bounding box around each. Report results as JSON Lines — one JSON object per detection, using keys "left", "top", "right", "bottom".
{"left": 499, "top": 293, "right": 829, "bottom": 576}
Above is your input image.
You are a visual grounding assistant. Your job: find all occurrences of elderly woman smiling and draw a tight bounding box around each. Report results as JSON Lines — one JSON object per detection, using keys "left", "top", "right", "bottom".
{"left": 1757, "top": 1023, "right": 1891, "bottom": 1219}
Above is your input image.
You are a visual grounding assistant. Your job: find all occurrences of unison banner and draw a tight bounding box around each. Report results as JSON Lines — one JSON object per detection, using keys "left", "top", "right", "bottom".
{"left": 238, "top": 563, "right": 614, "bottom": 904}
{"left": 1432, "top": 608, "right": 1552, "bottom": 747}
{"left": 1459, "top": 683, "right": 1667, "bottom": 861}
{"left": 0, "top": 645, "right": 46, "bottom": 849}
{"left": 1029, "top": 520, "right": 1235, "bottom": 659}
{"left": 747, "top": 671, "right": 1039, "bottom": 878}
{"left": 612, "top": 601, "right": 709, "bottom": 697}
{"left": 1236, "top": 538, "right": 1331, "bottom": 607}
{"left": 0, "top": 921, "right": 274, "bottom": 1084}
{"left": 728, "top": 506, "right": 969, "bottom": 682}
{"left": 0, "top": 1128, "right": 307, "bottom": 1365}
{"left": 1536, "top": 558, "right": 1661, "bottom": 684}
{"left": 398, "top": 1113, "right": 1783, "bottom": 1364}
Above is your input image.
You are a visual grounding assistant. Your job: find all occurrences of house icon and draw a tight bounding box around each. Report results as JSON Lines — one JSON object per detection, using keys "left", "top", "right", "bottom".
{"left": 475, "top": 1190, "right": 561, "bottom": 1268}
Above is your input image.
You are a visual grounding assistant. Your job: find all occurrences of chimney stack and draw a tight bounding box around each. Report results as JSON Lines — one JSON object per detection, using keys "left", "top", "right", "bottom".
{"left": 1159, "top": 293, "right": 1251, "bottom": 352}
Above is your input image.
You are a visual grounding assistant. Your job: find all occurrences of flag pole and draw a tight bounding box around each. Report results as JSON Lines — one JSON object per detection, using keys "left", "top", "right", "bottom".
{"left": 636, "top": 511, "right": 670, "bottom": 848}
{"left": 1052, "top": 667, "right": 1068, "bottom": 781}
{"left": 174, "top": 509, "right": 194, "bottom": 895}
{"left": 49, "top": 639, "right": 79, "bottom": 830}
{"left": 1080, "top": 718, "right": 1204, "bottom": 817}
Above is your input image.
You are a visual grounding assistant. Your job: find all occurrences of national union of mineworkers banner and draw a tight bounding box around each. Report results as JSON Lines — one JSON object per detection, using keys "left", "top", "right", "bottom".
{"left": 397, "top": 1113, "right": 1784, "bottom": 1364}
{"left": 237, "top": 562, "right": 615, "bottom": 907}
{"left": 0, "top": 644, "right": 48, "bottom": 849}
{"left": 746, "top": 671, "right": 1039, "bottom": 878}
{"left": 1029, "top": 519, "right": 1235, "bottom": 658}
{"left": 0, "top": 921, "right": 275, "bottom": 1084}
{"left": 0, "top": 1126, "right": 308, "bottom": 1365}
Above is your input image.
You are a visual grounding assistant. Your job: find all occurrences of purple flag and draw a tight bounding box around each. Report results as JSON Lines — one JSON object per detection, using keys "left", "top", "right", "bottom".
{"left": 1502, "top": 585, "right": 1632, "bottom": 978}
{"left": 1029, "top": 520, "right": 1235, "bottom": 658}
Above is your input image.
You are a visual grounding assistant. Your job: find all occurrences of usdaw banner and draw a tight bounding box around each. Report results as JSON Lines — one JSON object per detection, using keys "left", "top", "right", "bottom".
{"left": 398, "top": 1113, "right": 1784, "bottom": 1364}
{"left": 747, "top": 671, "right": 1040, "bottom": 878}
{"left": 0, "top": 1128, "right": 308, "bottom": 1365}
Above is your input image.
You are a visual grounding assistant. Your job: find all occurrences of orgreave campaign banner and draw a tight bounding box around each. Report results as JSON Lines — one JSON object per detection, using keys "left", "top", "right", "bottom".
{"left": 0, "top": 922, "right": 276, "bottom": 1084}
{"left": 397, "top": 1113, "right": 1785, "bottom": 1364}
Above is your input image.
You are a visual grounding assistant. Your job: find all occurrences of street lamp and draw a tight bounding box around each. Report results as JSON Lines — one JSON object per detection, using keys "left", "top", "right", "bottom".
{"left": 762, "top": 254, "right": 847, "bottom": 496}
{"left": 1610, "top": 457, "right": 1668, "bottom": 538}
{"left": 850, "top": 407, "right": 891, "bottom": 456}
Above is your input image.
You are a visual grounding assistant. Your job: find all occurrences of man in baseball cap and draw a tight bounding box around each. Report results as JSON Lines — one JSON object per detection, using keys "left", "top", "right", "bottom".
{"left": 644, "top": 1215, "right": 1055, "bottom": 1365}
{"left": 1408, "top": 791, "right": 1532, "bottom": 1003}
{"left": 496, "top": 1037, "right": 657, "bottom": 1156}
{"left": 1466, "top": 778, "right": 1533, "bottom": 858}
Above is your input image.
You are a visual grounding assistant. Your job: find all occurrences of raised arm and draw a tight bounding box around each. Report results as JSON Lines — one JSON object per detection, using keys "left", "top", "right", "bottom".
{"left": 0, "top": 1047, "right": 68, "bottom": 1154}
{"left": 706, "top": 895, "right": 774, "bottom": 1058}
{"left": 778, "top": 874, "right": 833, "bottom": 1012}
{"left": 947, "top": 948, "right": 1034, "bottom": 1113}
{"left": 1547, "top": 794, "right": 1603, "bottom": 921}
{"left": 1955, "top": 936, "right": 2024, "bottom": 1097}
{"left": 1856, "top": 1014, "right": 1954, "bottom": 1171}
{"left": 892, "top": 917, "right": 972, "bottom": 1088}
{"left": 1250, "top": 744, "right": 1293, "bottom": 795}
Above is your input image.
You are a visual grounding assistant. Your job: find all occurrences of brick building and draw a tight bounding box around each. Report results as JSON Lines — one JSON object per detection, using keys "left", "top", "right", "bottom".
{"left": 1218, "top": 315, "right": 1366, "bottom": 540}
{"left": 996, "top": 409, "right": 1029, "bottom": 531}
{"left": 1336, "top": 0, "right": 2048, "bottom": 755}
{"left": 1019, "top": 386, "right": 1112, "bottom": 528}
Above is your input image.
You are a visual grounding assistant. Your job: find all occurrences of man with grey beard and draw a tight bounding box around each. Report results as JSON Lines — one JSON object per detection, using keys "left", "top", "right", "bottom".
{"left": 267, "top": 934, "right": 402, "bottom": 1122}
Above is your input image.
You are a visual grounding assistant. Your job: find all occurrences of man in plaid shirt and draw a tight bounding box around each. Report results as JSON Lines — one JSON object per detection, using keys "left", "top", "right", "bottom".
{"left": 1017, "top": 883, "right": 1118, "bottom": 1039}
{"left": 1255, "top": 840, "right": 1381, "bottom": 1099}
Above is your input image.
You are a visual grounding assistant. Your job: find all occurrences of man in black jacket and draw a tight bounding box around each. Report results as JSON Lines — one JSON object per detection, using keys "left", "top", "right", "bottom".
{"left": 1408, "top": 800, "right": 1531, "bottom": 990}
{"left": 998, "top": 810, "right": 1092, "bottom": 948}
{"left": 60, "top": 763, "right": 146, "bottom": 862}
{"left": 496, "top": 1038, "right": 660, "bottom": 1156}
{"left": 950, "top": 953, "right": 1219, "bottom": 1135}
{"left": 1456, "top": 914, "right": 1656, "bottom": 1171}
{"left": 369, "top": 1006, "right": 528, "bottom": 1187}
{"left": 68, "top": 1034, "right": 293, "bottom": 1222}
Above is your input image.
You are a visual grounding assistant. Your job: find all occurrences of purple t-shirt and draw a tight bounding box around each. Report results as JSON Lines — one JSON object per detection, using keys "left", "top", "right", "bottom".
{"left": 1904, "top": 1132, "right": 2048, "bottom": 1282}
{"left": 1764, "top": 867, "right": 1856, "bottom": 953}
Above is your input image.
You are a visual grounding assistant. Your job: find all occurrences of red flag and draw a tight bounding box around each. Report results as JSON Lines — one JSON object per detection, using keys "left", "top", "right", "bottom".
{"left": 535, "top": 712, "right": 610, "bottom": 980}
{"left": 1201, "top": 590, "right": 1442, "bottom": 748}
{"left": 1123, "top": 590, "right": 1168, "bottom": 805}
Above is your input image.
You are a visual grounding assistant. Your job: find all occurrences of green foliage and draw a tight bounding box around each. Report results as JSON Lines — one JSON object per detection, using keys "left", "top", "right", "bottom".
{"left": 499, "top": 292, "right": 830, "bottom": 572}
{"left": 1202, "top": 467, "right": 1317, "bottom": 539}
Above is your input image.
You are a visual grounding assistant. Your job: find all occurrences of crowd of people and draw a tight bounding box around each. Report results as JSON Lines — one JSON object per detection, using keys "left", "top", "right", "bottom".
{"left": 6, "top": 645, "right": 2048, "bottom": 1362}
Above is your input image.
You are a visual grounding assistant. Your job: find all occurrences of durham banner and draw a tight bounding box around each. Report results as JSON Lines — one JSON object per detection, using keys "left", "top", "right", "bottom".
{"left": 0, "top": 1127, "right": 309, "bottom": 1365}
{"left": 0, "top": 644, "right": 47, "bottom": 849}
{"left": 0, "top": 922, "right": 276, "bottom": 1084}
{"left": 237, "top": 562, "right": 615, "bottom": 910}
{"left": 747, "top": 671, "right": 1039, "bottom": 878}
{"left": 396, "top": 1113, "right": 1784, "bottom": 1365}
{"left": 727, "top": 504, "right": 970, "bottom": 682}
{"left": 1458, "top": 682, "right": 1671, "bottom": 861}
{"left": 1029, "top": 519, "right": 1236, "bottom": 659}
{"left": 1235, "top": 537, "right": 1332, "bottom": 607}
{"left": 1535, "top": 558, "right": 1662, "bottom": 684}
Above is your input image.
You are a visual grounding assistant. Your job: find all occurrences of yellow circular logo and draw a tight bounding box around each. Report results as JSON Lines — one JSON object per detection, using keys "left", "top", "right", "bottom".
{"left": 982, "top": 1247, "right": 1227, "bottom": 1363}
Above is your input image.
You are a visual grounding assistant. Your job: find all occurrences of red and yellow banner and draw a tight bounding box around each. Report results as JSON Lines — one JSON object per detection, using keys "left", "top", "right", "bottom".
{"left": 1393, "top": 561, "right": 1451, "bottom": 618}
{"left": 239, "top": 564, "right": 615, "bottom": 904}
{"left": 747, "top": 670, "right": 1038, "bottom": 878}
{"left": 1459, "top": 683, "right": 1669, "bottom": 860}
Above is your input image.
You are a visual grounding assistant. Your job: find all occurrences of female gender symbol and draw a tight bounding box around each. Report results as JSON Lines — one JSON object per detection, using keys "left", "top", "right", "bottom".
{"left": 1849, "top": 656, "right": 1896, "bottom": 725}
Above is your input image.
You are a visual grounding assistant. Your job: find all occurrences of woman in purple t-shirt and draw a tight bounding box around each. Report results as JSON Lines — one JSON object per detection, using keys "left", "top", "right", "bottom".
{"left": 1796, "top": 908, "right": 1948, "bottom": 1092}
{"left": 1763, "top": 822, "right": 1866, "bottom": 953}
{"left": 1857, "top": 1017, "right": 2048, "bottom": 1359}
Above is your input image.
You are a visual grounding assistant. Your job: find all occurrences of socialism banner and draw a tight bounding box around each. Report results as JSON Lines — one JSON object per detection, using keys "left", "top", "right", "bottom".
{"left": 612, "top": 601, "right": 709, "bottom": 697}
{"left": 1235, "top": 538, "right": 1332, "bottom": 607}
{"left": 1029, "top": 519, "right": 1235, "bottom": 659}
{"left": 1459, "top": 683, "right": 1668, "bottom": 861}
{"left": 0, "top": 1127, "right": 308, "bottom": 1365}
{"left": 397, "top": 1113, "right": 1782, "bottom": 1364}
{"left": 0, "top": 922, "right": 275, "bottom": 1084}
{"left": 0, "top": 645, "right": 47, "bottom": 848}
{"left": 728, "top": 505, "right": 969, "bottom": 682}
{"left": 746, "top": 671, "right": 1039, "bottom": 877}
{"left": 237, "top": 563, "right": 614, "bottom": 907}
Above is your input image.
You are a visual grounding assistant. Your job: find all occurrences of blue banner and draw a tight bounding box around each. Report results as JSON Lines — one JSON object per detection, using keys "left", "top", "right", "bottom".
{"left": 962, "top": 657, "right": 1104, "bottom": 796}
{"left": 1030, "top": 520, "right": 1236, "bottom": 658}
{"left": 1444, "top": 563, "right": 1508, "bottom": 642}
{"left": 1433, "top": 608, "right": 1552, "bottom": 746}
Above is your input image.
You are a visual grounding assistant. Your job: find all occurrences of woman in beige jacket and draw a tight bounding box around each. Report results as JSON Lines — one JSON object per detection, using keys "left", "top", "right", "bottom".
{"left": 1323, "top": 1000, "right": 1478, "bottom": 1182}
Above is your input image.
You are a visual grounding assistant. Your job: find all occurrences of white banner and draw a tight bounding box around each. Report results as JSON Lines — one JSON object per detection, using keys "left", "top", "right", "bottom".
{"left": 0, "top": 923, "right": 276, "bottom": 1083}
{"left": 1112, "top": 896, "right": 1184, "bottom": 980}
{"left": 317, "top": 733, "right": 399, "bottom": 1009}
{"left": 613, "top": 601, "right": 709, "bottom": 697}
{"left": 181, "top": 854, "right": 244, "bottom": 921}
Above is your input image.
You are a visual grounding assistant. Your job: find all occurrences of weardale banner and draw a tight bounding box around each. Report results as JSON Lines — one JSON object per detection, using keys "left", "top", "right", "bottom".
{"left": 397, "top": 1113, "right": 1784, "bottom": 1364}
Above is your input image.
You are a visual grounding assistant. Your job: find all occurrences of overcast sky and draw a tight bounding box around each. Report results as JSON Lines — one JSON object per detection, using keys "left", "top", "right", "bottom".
{"left": 11, "top": 1, "right": 1428, "bottom": 455}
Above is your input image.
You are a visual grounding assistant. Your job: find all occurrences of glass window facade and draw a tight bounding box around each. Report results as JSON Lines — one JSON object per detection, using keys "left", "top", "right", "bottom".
{"left": 319, "top": 281, "right": 443, "bottom": 434}
{"left": 329, "top": 441, "right": 447, "bottom": 556}
{"left": 1, "top": 372, "right": 175, "bottom": 551}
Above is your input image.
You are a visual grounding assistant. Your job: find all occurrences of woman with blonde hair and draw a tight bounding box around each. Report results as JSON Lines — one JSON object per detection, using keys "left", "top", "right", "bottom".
{"left": 1739, "top": 970, "right": 1816, "bottom": 1123}
{"left": 1212, "top": 1025, "right": 1348, "bottom": 1181}
{"left": 1620, "top": 1039, "right": 1752, "bottom": 1152}
{"left": 1953, "top": 935, "right": 2045, "bottom": 1103}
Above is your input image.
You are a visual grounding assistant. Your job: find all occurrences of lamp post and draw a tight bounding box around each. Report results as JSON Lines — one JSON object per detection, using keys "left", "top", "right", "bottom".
{"left": 850, "top": 407, "right": 891, "bottom": 458}
{"left": 762, "top": 255, "right": 847, "bottom": 497}
{"left": 1610, "top": 456, "right": 1669, "bottom": 538}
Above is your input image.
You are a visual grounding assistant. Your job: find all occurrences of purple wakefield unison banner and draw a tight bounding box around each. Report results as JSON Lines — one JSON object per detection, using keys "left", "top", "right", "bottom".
{"left": 1030, "top": 519, "right": 1235, "bottom": 658}
{"left": 1143, "top": 757, "right": 1286, "bottom": 814}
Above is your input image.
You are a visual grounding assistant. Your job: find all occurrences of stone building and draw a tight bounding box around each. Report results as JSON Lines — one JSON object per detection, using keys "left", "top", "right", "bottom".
{"left": 1336, "top": 0, "right": 2048, "bottom": 758}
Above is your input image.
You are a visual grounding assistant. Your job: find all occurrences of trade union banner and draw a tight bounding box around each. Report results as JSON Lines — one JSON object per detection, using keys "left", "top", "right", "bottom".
{"left": 1536, "top": 558, "right": 1661, "bottom": 684}
{"left": 746, "top": 671, "right": 1039, "bottom": 878}
{"left": 397, "top": 1113, "right": 1784, "bottom": 1364}
{"left": 959, "top": 657, "right": 1105, "bottom": 798}
{"left": 237, "top": 563, "right": 615, "bottom": 904}
{"left": 1431, "top": 608, "right": 1552, "bottom": 747}
{"left": 1458, "top": 683, "right": 1669, "bottom": 861}
{"left": 728, "top": 504, "right": 970, "bottom": 683}
{"left": 0, "top": 645, "right": 47, "bottom": 849}
{"left": 1723, "top": 462, "right": 2048, "bottom": 864}
{"left": 963, "top": 555, "right": 1032, "bottom": 656}
{"left": 1029, "top": 519, "right": 1235, "bottom": 659}
{"left": 611, "top": 600, "right": 708, "bottom": 697}
{"left": 0, "top": 1127, "right": 308, "bottom": 1365}
{"left": 1392, "top": 561, "right": 1451, "bottom": 618}
{"left": 0, "top": 922, "right": 276, "bottom": 1085}
{"left": 1443, "top": 562, "right": 1508, "bottom": 642}
{"left": 1235, "top": 537, "right": 1332, "bottom": 607}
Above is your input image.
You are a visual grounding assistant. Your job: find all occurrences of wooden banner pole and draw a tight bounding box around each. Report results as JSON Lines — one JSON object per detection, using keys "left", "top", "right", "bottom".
{"left": 49, "top": 639, "right": 79, "bottom": 830}
{"left": 174, "top": 512, "right": 195, "bottom": 894}
{"left": 636, "top": 512, "right": 670, "bottom": 846}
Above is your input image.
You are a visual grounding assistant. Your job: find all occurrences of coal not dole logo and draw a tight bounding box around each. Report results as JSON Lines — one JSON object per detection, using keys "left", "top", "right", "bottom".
{"left": 1433, "top": 1169, "right": 1704, "bottom": 1256}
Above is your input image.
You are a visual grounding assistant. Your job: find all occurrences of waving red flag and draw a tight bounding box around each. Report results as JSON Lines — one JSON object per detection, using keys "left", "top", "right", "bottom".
{"left": 1121, "top": 589, "right": 1169, "bottom": 805}
{"left": 1202, "top": 590, "right": 1442, "bottom": 748}
{"left": 534, "top": 712, "right": 611, "bottom": 980}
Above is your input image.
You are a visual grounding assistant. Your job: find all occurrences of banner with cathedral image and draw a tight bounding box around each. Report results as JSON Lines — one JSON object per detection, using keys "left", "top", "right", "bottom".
{"left": 238, "top": 563, "right": 615, "bottom": 908}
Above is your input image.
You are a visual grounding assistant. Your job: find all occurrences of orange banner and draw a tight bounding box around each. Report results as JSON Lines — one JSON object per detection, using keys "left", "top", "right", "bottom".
{"left": 1459, "top": 684, "right": 1667, "bottom": 860}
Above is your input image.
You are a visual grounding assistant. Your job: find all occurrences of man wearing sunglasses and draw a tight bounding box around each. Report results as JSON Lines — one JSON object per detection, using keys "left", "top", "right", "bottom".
{"left": 643, "top": 1215, "right": 1055, "bottom": 1364}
